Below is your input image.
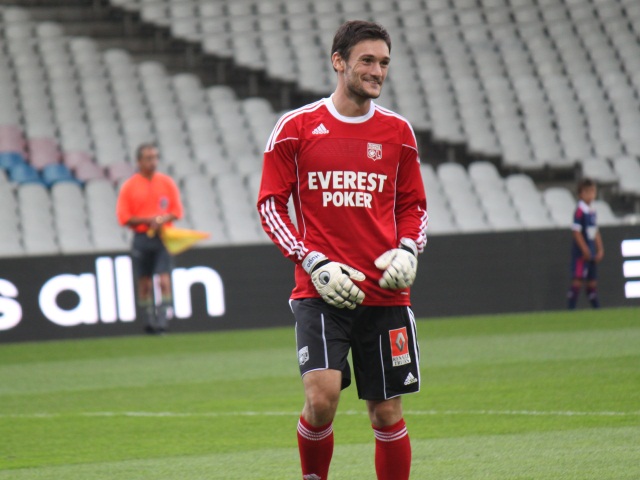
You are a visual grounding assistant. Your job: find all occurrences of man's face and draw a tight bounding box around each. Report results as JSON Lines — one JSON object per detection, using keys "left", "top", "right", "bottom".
{"left": 137, "top": 147, "right": 159, "bottom": 175}
{"left": 335, "top": 39, "right": 390, "bottom": 100}
{"left": 580, "top": 185, "right": 597, "bottom": 204}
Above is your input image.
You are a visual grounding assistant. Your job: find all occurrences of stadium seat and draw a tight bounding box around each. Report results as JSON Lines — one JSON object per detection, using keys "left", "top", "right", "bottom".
{"left": 438, "top": 163, "right": 490, "bottom": 233}
{"left": 613, "top": 156, "right": 640, "bottom": 196}
{"left": 41, "top": 163, "right": 80, "bottom": 187}
{"left": 0, "top": 125, "right": 26, "bottom": 154}
{"left": 593, "top": 199, "right": 620, "bottom": 226}
{"left": 18, "top": 183, "right": 59, "bottom": 255}
{"left": 506, "top": 174, "right": 555, "bottom": 229}
{"left": 63, "top": 151, "right": 93, "bottom": 171}
{"left": 28, "top": 138, "right": 61, "bottom": 170}
{"left": 0, "top": 151, "right": 26, "bottom": 171}
{"left": 105, "top": 160, "right": 135, "bottom": 183}
{"left": 181, "top": 173, "right": 230, "bottom": 245}
{"left": 86, "top": 187, "right": 130, "bottom": 251}
{"left": 0, "top": 182, "right": 24, "bottom": 255}
{"left": 479, "top": 188, "right": 523, "bottom": 231}
{"left": 9, "top": 162, "right": 43, "bottom": 185}
{"left": 73, "top": 160, "right": 106, "bottom": 182}
{"left": 215, "top": 172, "right": 265, "bottom": 243}
{"left": 580, "top": 158, "right": 618, "bottom": 186}
{"left": 543, "top": 187, "right": 576, "bottom": 227}
{"left": 51, "top": 182, "right": 94, "bottom": 253}
{"left": 418, "top": 164, "right": 458, "bottom": 235}
{"left": 468, "top": 161, "right": 504, "bottom": 191}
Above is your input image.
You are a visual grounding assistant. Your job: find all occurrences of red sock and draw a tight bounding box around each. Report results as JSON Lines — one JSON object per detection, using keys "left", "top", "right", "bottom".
{"left": 373, "top": 418, "right": 411, "bottom": 480}
{"left": 297, "top": 416, "right": 334, "bottom": 480}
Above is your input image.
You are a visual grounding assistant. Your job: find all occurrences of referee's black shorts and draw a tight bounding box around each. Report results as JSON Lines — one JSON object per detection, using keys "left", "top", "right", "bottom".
{"left": 131, "top": 232, "right": 173, "bottom": 278}
{"left": 291, "top": 298, "right": 421, "bottom": 401}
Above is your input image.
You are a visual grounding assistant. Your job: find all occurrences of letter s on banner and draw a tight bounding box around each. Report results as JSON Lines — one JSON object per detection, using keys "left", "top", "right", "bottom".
{"left": 0, "top": 279, "right": 22, "bottom": 331}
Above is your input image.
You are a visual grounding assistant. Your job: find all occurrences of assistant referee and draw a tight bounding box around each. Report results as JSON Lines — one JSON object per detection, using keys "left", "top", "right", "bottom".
{"left": 116, "top": 143, "right": 184, "bottom": 334}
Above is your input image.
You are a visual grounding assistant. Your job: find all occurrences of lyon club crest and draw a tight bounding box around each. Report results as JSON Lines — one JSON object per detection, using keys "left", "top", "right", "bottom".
{"left": 367, "top": 142, "right": 382, "bottom": 161}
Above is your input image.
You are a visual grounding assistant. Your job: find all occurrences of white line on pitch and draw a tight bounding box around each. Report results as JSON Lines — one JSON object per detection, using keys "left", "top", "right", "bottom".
{"left": 1, "top": 410, "right": 639, "bottom": 419}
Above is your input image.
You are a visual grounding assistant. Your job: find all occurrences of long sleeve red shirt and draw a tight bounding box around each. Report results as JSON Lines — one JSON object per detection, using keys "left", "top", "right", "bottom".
{"left": 257, "top": 97, "right": 428, "bottom": 306}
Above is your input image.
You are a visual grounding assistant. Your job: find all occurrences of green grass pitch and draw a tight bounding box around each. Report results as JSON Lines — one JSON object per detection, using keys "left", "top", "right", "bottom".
{"left": 1, "top": 307, "right": 638, "bottom": 479}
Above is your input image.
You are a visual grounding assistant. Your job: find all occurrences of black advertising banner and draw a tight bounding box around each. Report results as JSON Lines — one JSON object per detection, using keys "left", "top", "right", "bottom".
{"left": 413, "top": 226, "right": 639, "bottom": 317}
{"left": 0, "top": 226, "right": 638, "bottom": 343}
{"left": 0, "top": 245, "right": 295, "bottom": 343}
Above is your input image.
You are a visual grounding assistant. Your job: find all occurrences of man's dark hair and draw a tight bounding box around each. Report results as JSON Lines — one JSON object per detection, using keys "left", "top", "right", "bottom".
{"left": 331, "top": 20, "right": 391, "bottom": 70}
{"left": 136, "top": 142, "right": 157, "bottom": 161}
{"left": 577, "top": 177, "right": 596, "bottom": 193}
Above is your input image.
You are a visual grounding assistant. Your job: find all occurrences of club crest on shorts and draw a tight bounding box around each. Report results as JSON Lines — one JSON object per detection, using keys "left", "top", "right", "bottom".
{"left": 389, "top": 327, "right": 411, "bottom": 367}
{"left": 298, "top": 346, "right": 309, "bottom": 366}
{"left": 367, "top": 142, "right": 382, "bottom": 161}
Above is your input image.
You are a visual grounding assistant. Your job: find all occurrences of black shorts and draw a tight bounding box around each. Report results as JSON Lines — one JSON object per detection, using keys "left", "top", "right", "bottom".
{"left": 291, "top": 298, "right": 421, "bottom": 401}
{"left": 131, "top": 232, "right": 173, "bottom": 278}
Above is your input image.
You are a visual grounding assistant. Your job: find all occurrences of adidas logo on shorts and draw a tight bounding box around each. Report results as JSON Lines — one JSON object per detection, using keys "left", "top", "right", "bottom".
{"left": 404, "top": 372, "right": 418, "bottom": 385}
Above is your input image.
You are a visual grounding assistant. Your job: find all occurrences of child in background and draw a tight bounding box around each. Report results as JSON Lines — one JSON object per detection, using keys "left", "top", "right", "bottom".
{"left": 567, "top": 178, "right": 604, "bottom": 309}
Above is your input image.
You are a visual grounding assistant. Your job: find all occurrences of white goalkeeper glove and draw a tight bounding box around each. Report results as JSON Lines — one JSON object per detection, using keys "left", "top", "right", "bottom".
{"left": 302, "top": 251, "right": 366, "bottom": 309}
{"left": 375, "top": 238, "right": 418, "bottom": 289}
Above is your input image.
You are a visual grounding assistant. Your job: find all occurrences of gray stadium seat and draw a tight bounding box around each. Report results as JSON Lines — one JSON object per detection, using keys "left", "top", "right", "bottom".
{"left": 18, "top": 183, "right": 60, "bottom": 255}
{"left": 85, "top": 179, "right": 129, "bottom": 251}
{"left": 613, "top": 156, "right": 640, "bottom": 196}
{"left": 181, "top": 173, "right": 230, "bottom": 246}
{"left": 543, "top": 187, "right": 576, "bottom": 228}
{"left": 0, "top": 183, "right": 23, "bottom": 256}
{"left": 505, "top": 174, "right": 555, "bottom": 229}
{"left": 215, "top": 172, "right": 265, "bottom": 244}
{"left": 51, "top": 182, "right": 95, "bottom": 254}
{"left": 593, "top": 199, "right": 621, "bottom": 226}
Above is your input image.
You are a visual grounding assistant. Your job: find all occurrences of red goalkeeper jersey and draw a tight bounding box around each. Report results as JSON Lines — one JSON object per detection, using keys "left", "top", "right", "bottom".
{"left": 257, "top": 96, "right": 428, "bottom": 306}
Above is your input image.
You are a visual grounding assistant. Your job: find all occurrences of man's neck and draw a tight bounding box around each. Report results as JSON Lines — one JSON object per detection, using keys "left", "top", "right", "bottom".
{"left": 331, "top": 90, "right": 372, "bottom": 117}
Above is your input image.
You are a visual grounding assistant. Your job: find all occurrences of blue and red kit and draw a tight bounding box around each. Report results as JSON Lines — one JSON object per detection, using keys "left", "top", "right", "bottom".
{"left": 570, "top": 200, "right": 598, "bottom": 280}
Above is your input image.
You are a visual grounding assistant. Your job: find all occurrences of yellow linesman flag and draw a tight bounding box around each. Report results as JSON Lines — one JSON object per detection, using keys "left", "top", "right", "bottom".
{"left": 160, "top": 226, "right": 210, "bottom": 255}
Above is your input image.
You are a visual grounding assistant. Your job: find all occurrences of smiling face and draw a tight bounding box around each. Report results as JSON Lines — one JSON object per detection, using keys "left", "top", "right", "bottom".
{"left": 333, "top": 39, "right": 390, "bottom": 102}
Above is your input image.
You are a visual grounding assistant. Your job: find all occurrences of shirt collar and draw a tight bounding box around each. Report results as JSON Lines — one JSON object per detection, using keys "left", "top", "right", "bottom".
{"left": 578, "top": 200, "right": 592, "bottom": 214}
{"left": 324, "top": 94, "right": 376, "bottom": 123}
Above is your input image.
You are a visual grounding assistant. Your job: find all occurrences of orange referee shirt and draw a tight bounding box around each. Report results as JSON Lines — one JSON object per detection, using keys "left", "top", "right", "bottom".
{"left": 116, "top": 172, "right": 184, "bottom": 233}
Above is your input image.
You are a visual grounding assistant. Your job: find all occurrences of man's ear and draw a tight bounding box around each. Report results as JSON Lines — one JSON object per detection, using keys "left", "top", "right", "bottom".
{"left": 331, "top": 52, "right": 345, "bottom": 72}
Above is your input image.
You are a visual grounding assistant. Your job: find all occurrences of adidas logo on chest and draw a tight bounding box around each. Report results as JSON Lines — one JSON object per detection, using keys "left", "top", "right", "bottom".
{"left": 312, "top": 123, "right": 330, "bottom": 135}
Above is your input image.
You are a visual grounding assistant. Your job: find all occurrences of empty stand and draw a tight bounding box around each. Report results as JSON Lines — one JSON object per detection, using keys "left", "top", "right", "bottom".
{"left": 0, "top": 0, "right": 636, "bottom": 258}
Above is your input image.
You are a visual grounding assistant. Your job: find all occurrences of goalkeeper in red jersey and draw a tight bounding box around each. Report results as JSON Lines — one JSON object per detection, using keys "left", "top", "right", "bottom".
{"left": 257, "top": 20, "right": 428, "bottom": 480}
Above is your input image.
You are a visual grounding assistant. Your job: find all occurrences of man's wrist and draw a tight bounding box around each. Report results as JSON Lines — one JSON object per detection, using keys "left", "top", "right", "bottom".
{"left": 399, "top": 238, "right": 417, "bottom": 256}
{"left": 302, "top": 251, "right": 328, "bottom": 274}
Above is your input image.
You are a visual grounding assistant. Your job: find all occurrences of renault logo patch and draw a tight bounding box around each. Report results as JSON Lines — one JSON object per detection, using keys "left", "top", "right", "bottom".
{"left": 389, "top": 327, "right": 411, "bottom": 366}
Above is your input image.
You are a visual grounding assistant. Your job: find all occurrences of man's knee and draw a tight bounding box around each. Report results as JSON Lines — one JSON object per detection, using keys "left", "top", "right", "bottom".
{"left": 158, "top": 273, "right": 172, "bottom": 295}
{"left": 302, "top": 370, "right": 342, "bottom": 425}
{"left": 137, "top": 276, "right": 153, "bottom": 297}
{"left": 367, "top": 398, "right": 403, "bottom": 427}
